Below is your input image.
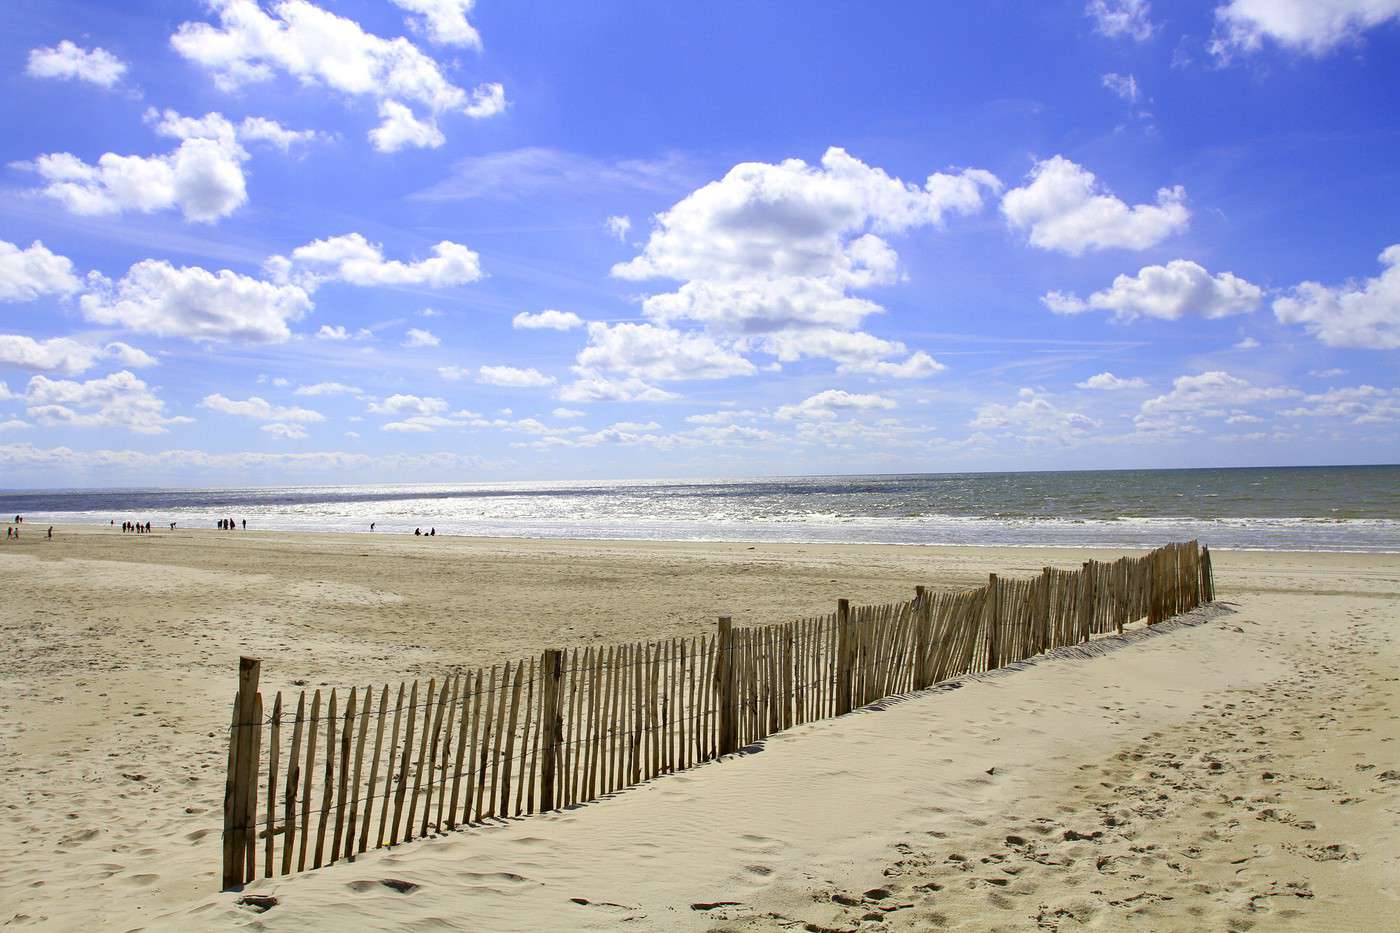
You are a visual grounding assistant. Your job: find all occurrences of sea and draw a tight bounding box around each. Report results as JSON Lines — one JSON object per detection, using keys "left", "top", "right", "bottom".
{"left": 3, "top": 465, "right": 1398, "bottom": 553}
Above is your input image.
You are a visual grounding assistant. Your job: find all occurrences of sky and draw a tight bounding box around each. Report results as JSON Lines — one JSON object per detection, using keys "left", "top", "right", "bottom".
{"left": 1, "top": 0, "right": 1399, "bottom": 487}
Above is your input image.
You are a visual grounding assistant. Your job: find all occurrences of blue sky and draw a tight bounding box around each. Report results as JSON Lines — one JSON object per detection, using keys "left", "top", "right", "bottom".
{"left": 2, "top": 0, "right": 1398, "bottom": 486}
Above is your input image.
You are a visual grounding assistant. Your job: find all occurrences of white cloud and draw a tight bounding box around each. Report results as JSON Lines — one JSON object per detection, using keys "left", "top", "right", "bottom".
{"left": 200, "top": 393, "right": 324, "bottom": 422}
{"left": 836, "top": 351, "right": 946, "bottom": 379}
{"left": 419, "top": 307, "right": 443, "bottom": 317}
{"left": 1101, "top": 72, "right": 1140, "bottom": 102}
{"left": 0, "top": 240, "right": 81, "bottom": 302}
{"left": 1233, "top": 336, "right": 1261, "bottom": 349}
{"left": 556, "top": 373, "right": 678, "bottom": 403}
{"left": 1003, "top": 157, "right": 1188, "bottom": 255}
{"left": 1211, "top": 0, "right": 1400, "bottom": 58}
{"left": 437, "top": 365, "right": 471, "bottom": 380}
{"left": 316, "top": 324, "right": 349, "bottom": 340}
{"left": 684, "top": 409, "right": 760, "bottom": 424}
{"left": 25, "top": 109, "right": 307, "bottom": 223}
{"left": 1077, "top": 371, "right": 1147, "bottom": 390}
{"left": 1135, "top": 371, "right": 1299, "bottom": 434}
{"left": 606, "top": 215, "right": 632, "bottom": 241}
{"left": 552, "top": 407, "right": 585, "bottom": 418}
{"left": 775, "top": 389, "right": 896, "bottom": 421}
{"left": 104, "top": 342, "right": 158, "bottom": 367}
{"left": 1283, "top": 385, "right": 1400, "bottom": 424}
{"left": 1044, "top": 260, "right": 1262, "bottom": 321}
{"left": 0, "top": 336, "right": 155, "bottom": 376}
{"left": 464, "top": 82, "right": 507, "bottom": 118}
{"left": 1273, "top": 244, "right": 1400, "bottom": 348}
{"left": 370, "top": 100, "right": 446, "bottom": 152}
{"left": 367, "top": 394, "right": 448, "bottom": 416}
{"left": 25, "top": 370, "right": 192, "bottom": 434}
{"left": 26, "top": 40, "right": 128, "bottom": 87}
{"left": 1309, "top": 367, "right": 1347, "bottom": 378}
{"left": 477, "top": 365, "right": 556, "bottom": 387}
{"left": 616, "top": 147, "right": 998, "bottom": 340}
{"left": 0, "top": 420, "right": 28, "bottom": 433}
{"left": 970, "top": 388, "right": 1100, "bottom": 441}
{"left": 294, "top": 381, "right": 360, "bottom": 396}
{"left": 262, "top": 422, "right": 309, "bottom": 439}
{"left": 576, "top": 322, "right": 756, "bottom": 382}
{"left": 236, "top": 115, "right": 321, "bottom": 151}
{"left": 389, "top": 0, "right": 482, "bottom": 47}
{"left": 276, "top": 232, "right": 482, "bottom": 288}
{"left": 402, "top": 327, "right": 440, "bottom": 348}
{"left": 171, "top": 0, "right": 503, "bottom": 151}
{"left": 1087, "top": 0, "right": 1155, "bottom": 40}
{"left": 513, "top": 309, "right": 583, "bottom": 331}
{"left": 81, "top": 259, "right": 313, "bottom": 343}
{"left": 411, "top": 147, "right": 695, "bottom": 202}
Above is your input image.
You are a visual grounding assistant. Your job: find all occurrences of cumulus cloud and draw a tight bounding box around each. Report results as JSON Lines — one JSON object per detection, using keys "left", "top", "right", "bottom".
{"left": 1077, "top": 371, "right": 1147, "bottom": 390}
{"left": 575, "top": 322, "right": 755, "bottom": 382}
{"left": 367, "top": 394, "right": 448, "bottom": 416}
{"left": 1002, "top": 156, "right": 1188, "bottom": 255}
{"left": 556, "top": 373, "right": 678, "bottom": 404}
{"left": 81, "top": 259, "right": 313, "bottom": 343}
{"left": 389, "top": 0, "right": 482, "bottom": 47}
{"left": 607, "top": 147, "right": 996, "bottom": 376}
{"left": 1234, "top": 336, "right": 1261, "bottom": 349}
{"left": 836, "top": 351, "right": 946, "bottom": 379}
{"left": 605, "top": 215, "right": 631, "bottom": 241}
{"left": 1283, "top": 385, "right": 1400, "bottom": 424}
{"left": 402, "top": 327, "right": 440, "bottom": 348}
{"left": 262, "top": 422, "right": 308, "bottom": 439}
{"left": 437, "top": 366, "right": 470, "bottom": 380}
{"left": 26, "top": 109, "right": 317, "bottom": 223}
{"left": 171, "top": 0, "right": 505, "bottom": 151}
{"left": 553, "top": 407, "right": 585, "bottom": 419}
{"left": 200, "top": 393, "right": 324, "bottom": 422}
{"left": 1086, "top": 0, "right": 1156, "bottom": 40}
{"left": 513, "top": 309, "right": 583, "bottom": 330}
{"left": 295, "top": 381, "right": 360, "bottom": 396}
{"left": 24, "top": 370, "right": 192, "bottom": 434}
{"left": 1044, "top": 260, "right": 1262, "bottom": 321}
{"left": 27, "top": 41, "right": 128, "bottom": 87}
{"left": 775, "top": 389, "right": 896, "bottom": 421}
{"left": 1211, "top": 0, "right": 1400, "bottom": 58}
{"left": 1135, "top": 371, "right": 1299, "bottom": 434}
{"left": 1273, "top": 244, "right": 1400, "bottom": 348}
{"left": 273, "top": 232, "right": 483, "bottom": 289}
{"left": 0, "top": 336, "right": 152, "bottom": 376}
{"left": 0, "top": 240, "right": 81, "bottom": 302}
{"left": 969, "top": 389, "right": 1100, "bottom": 445}
{"left": 477, "top": 365, "right": 556, "bottom": 387}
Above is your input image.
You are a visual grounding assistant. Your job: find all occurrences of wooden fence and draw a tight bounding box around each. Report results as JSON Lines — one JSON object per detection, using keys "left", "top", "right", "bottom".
{"left": 221, "top": 540, "right": 1215, "bottom": 889}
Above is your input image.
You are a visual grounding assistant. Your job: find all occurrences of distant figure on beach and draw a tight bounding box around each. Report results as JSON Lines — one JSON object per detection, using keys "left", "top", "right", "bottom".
{"left": 5, "top": 527, "right": 10, "bottom": 539}
{"left": 145, "top": 522, "right": 151, "bottom": 533}
{"left": 430, "top": 528, "right": 436, "bottom": 536}
{"left": 241, "top": 519, "right": 246, "bottom": 530}
{"left": 170, "top": 522, "right": 177, "bottom": 530}
{"left": 414, "top": 527, "right": 421, "bottom": 536}
{"left": 47, "top": 526, "right": 53, "bottom": 539}
{"left": 370, "top": 522, "right": 375, "bottom": 531}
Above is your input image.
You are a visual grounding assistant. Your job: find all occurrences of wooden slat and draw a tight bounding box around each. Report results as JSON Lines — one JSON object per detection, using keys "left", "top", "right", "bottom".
{"left": 498, "top": 660, "right": 525, "bottom": 817}
{"left": 359, "top": 684, "right": 389, "bottom": 854}
{"left": 449, "top": 672, "right": 472, "bottom": 829}
{"left": 375, "top": 683, "right": 404, "bottom": 849}
{"left": 280, "top": 691, "right": 304, "bottom": 876}
{"left": 390, "top": 680, "right": 418, "bottom": 846}
{"left": 330, "top": 686, "right": 355, "bottom": 863}
{"left": 406, "top": 677, "right": 437, "bottom": 841}
{"left": 297, "top": 689, "right": 320, "bottom": 872}
{"left": 313, "top": 688, "right": 337, "bottom": 869}
{"left": 345, "top": 684, "right": 371, "bottom": 860}
{"left": 419, "top": 676, "right": 450, "bottom": 838}
{"left": 263, "top": 691, "right": 282, "bottom": 879}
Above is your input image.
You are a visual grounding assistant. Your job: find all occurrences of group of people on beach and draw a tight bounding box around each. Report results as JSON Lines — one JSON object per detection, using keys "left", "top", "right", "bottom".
{"left": 414, "top": 527, "right": 437, "bottom": 536}
{"left": 5, "top": 519, "right": 52, "bottom": 540}
{"left": 217, "top": 518, "right": 245, "bottom": 530}
{"left": 121, "top": 521, "right": 152, "bottom": 534}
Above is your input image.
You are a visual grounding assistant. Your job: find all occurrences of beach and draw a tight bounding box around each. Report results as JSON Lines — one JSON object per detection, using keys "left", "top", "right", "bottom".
{"left": 1, "top": 526, "right": 1397, "bottom": 930}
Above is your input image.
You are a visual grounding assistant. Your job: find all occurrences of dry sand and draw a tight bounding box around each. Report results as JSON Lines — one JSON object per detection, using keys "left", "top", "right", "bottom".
{"left": 1, "top": 526, "right": 1397, "bottom": 930}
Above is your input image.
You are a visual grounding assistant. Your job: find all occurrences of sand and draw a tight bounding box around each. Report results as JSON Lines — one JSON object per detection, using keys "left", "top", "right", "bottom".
{"left": 1, "top": 526, "right": 1397, "bottom": 930}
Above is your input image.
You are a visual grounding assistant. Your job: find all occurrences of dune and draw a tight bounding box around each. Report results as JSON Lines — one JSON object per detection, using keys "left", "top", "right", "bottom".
{"left": 0, "top": 527, "right": 1396, "bottom": 930}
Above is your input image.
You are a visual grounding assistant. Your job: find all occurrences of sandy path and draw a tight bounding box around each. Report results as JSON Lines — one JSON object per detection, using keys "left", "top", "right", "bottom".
{"left": 0, "top": 528, "right": 1396, "bottom": 930}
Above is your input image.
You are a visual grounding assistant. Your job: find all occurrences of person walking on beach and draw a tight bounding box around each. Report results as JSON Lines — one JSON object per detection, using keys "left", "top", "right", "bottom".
{"left": 241, "top": 519, "right": 246, "bottom": 530}
{"left": 47, "top": 526, "right": 52, "bottom": 539}
{"left": 414, "top": 527, "right": 421, "bottom": 536}
{"left": 370, "top": 522, "right": 375, "bottom": 531}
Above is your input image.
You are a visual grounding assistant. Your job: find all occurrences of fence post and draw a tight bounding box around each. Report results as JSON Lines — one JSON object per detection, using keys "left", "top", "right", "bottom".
{"left": 914, "top": 586, "right": 930, "bottom": 689}
{"left": 1201, "top": 545, "right": 1214, "bottom": 602}
{"left": 984, "top": 574, "right": 999, "bottom": 670}
{"left": 539, "top": 649, "right": 563, "bottom": 811}
{"left": 835, "top": 599, "right": 853, "bottom": 714}
{"left": 222, "top": 656, "right": 261, "bottom": 890}
{"left": 716, "top": 617, "right": 738, "bottom": 755}
{"left": 1080, "top": 562, "right": 1095, "bottom": 642}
